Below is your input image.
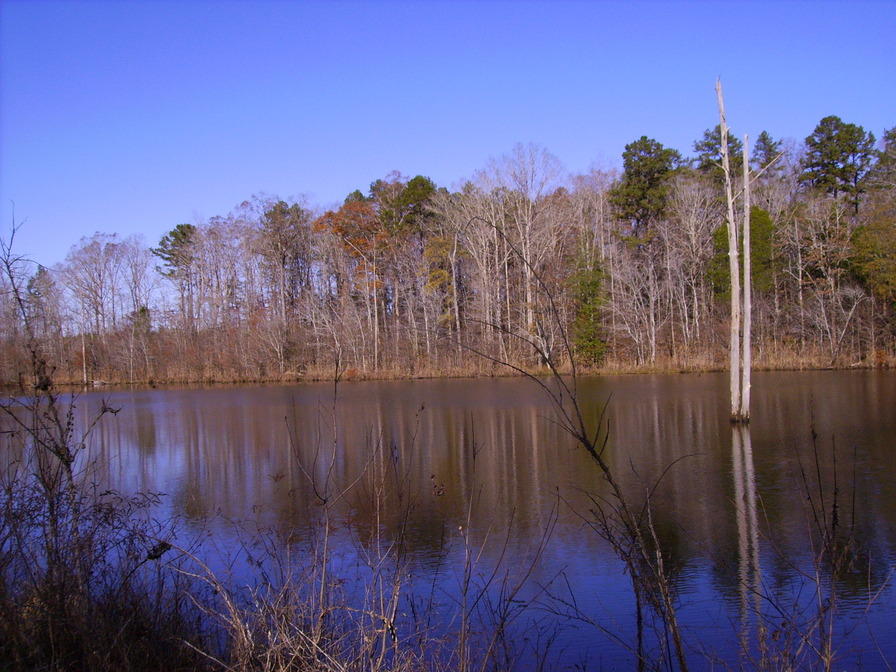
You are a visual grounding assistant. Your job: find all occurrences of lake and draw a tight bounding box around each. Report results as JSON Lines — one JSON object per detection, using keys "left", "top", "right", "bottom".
{"left": 58, "top": 371, "right": 896, "bottom": 669}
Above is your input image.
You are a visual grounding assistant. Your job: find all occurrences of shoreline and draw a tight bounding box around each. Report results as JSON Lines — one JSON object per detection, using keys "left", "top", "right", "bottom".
{"left": 5, "top": 354, "right": 891, "bottom": 393}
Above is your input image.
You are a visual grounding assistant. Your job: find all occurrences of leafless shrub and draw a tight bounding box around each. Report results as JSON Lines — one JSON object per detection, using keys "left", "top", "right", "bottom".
{"left": 1, "top": 223, "right": 210, "bottom": 670}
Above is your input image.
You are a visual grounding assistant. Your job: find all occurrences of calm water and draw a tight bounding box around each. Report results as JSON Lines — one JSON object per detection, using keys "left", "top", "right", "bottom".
{"left": 52, "top": 372, "right": 896, "bottom": 668}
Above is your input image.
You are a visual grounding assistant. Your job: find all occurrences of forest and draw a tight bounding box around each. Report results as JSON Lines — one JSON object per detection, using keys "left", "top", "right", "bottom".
{"left": 2, "top": 116, "right": 895, "bottom": 385}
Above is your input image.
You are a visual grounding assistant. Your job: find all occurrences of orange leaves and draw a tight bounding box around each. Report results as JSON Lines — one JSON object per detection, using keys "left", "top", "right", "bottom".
{"left": 314, "top": 200, "right": 385, "bottom": 260}
{"left": 314, "top": 200, "right": 388, "bottom": 294}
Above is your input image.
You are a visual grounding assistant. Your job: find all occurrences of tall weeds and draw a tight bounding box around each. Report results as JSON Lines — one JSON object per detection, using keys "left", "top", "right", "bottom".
{"left": 1, "top": 225, "right": 209, "bottom": 670}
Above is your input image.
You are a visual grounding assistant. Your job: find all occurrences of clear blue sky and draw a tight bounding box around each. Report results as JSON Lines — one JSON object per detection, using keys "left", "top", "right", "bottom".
{"left": 2, "top": 0, "right": 893, "bottom": 267}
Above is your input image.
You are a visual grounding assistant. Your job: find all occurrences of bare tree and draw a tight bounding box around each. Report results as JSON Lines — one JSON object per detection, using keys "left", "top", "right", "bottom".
{"left": 717, "top": 79, "right": 750, "bottom": 421}
{"left": 799, "top": 196, "right": 865, "bottom": 362}
{"left": 607, "top": 242, "right": 664, "bottom": 364}
{"left": 476, "top": 143, "right": 568, "bottom": 361}
{"left": 430, "top": 183, "right": 514, "bottom": 362}
{"left": 60, "top": 232, "right": 126, "bottom": 338}
{"left": 664, "top": 176, "right": 722, "bottom": 351}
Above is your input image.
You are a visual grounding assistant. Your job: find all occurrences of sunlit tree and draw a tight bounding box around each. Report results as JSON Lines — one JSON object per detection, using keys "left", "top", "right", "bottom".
{"left": 800, "top": 115, "right": 876, "bottom": 213}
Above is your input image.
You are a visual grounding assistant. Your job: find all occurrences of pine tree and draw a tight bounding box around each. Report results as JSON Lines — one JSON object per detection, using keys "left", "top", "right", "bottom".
{"left": 801, "top": 115, "right": 876, "bottom": 213}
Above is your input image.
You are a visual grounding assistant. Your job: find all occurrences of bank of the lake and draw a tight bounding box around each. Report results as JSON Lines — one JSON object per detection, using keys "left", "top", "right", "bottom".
{"left": 7, "top": 346, "right": 893, "bottom": 391}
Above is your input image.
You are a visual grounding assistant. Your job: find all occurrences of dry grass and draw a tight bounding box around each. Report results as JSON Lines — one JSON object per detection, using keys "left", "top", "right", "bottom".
{"left": 7, "top": 334, "right": 892, "bottom": 388}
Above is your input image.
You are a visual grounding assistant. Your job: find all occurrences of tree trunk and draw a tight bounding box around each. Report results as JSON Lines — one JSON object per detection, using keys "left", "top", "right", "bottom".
{"left": 717, "top": 78, "right": 749, "bottom": 422}
{"left": 741, "top": 135, "right": 752, "bottom": 420}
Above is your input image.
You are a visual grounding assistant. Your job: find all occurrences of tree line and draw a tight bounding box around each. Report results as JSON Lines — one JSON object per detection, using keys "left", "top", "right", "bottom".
{"left": 2, "top": 116, "right": 894, "bottom": 385}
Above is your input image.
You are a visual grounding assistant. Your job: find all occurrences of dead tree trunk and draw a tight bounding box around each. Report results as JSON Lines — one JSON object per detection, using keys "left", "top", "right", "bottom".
{"left": 717, "top": 78, "right": 751, "bottom": 422}
{"left": 741, "top": 135, "right": 752, "bottom": 420}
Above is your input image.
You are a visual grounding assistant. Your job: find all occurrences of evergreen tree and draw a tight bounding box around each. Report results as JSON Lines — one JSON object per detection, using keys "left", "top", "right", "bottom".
{"left": 259, "top": 200, "right": 313, "bottom": 321}
{"left": 852, "top": 178, "right": 896, "bottom": 306}
{"left": 152, "top": 223, "right": 196, "bottom": 278}
{"left": 609, "top": 136, "right": 681, "bottom": 241}
{"left": 152, "top": 223, "right": 198, "bottom": 329}
{"left": 707, "top": 207, "right": 777, "bottom": 297}
{"left": 372, "top": 174, "right": 437, "bottom": 235}
{"left": 694, "top": 124, "right": 743, "bottom": 177}
{"left": 752, "top": 130, "right": 783, "bottom": 175}
{"left": 869, "top": 126, "right": 896, "bottom": 190}
{"left": 344, "top": 189, "right": 369, "bottom": 204}
{"left": 800, "top": 115, "right": 876, "bottom": 213}
{"left": 569, "top": 258, "right": 606, "bottom": 366}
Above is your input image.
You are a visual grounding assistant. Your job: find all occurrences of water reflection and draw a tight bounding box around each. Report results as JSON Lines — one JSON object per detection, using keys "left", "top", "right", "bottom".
{"left": 15, "top": 371, "right": 895, "bottom": 669}
{"left": 732, "top": 424, "right": 761, "bottom": 663}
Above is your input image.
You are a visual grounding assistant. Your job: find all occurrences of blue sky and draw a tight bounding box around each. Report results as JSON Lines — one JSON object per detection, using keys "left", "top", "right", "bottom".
{"left": 1, "top": 0, "right": 893, "bottom": 267}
